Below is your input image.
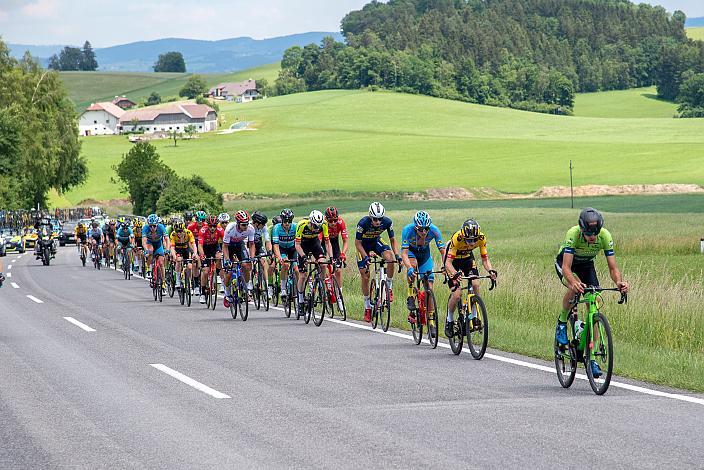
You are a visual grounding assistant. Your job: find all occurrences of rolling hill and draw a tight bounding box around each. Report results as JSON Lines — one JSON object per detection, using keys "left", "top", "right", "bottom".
{"left": 687, "top": 27, "right": 704, "bottom": 41}
{"left": 573, "top": 86, "right": 677, "bottom": 118}
{"left": 58, "top": 89, "right": 704, "bottom": 205}
{"left": 61, "top": 62, "right": 280, "bottom": 111}
{"left": 8, "top": 32, "right": 343, "bottom": 72}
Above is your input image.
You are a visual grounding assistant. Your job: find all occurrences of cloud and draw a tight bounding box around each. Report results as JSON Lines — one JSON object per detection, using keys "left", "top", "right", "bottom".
{"left": 22, "top": 0, "right": 58, "bottom": 18}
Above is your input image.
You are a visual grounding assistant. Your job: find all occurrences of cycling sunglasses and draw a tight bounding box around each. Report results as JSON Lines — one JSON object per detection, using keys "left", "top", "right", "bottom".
{"left": 415, "top": 226, "right": 430, "bottom": 232}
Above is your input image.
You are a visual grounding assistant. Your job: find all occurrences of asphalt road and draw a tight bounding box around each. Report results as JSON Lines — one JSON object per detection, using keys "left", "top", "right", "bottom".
{"left": 1, "top": 247, "right": 703, "bottom": 469}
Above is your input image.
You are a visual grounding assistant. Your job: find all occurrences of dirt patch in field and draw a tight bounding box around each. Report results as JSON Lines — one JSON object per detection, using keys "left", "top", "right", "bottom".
{"left": 533, "top": 184, "right": 704, "bottom": 198}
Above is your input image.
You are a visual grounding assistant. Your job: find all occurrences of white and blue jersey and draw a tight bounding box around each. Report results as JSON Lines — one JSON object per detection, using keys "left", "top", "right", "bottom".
{"left": 116, "top": 226, "right": 133, "bottom": 243}
{"left": 401, "top": 223, "right": 444, "bottom": 281}
{"left": 88, "top": 226, "right": 103, "bottom": 241}
{"left": 272, "top": 223, "right": 297, "bottom": 249}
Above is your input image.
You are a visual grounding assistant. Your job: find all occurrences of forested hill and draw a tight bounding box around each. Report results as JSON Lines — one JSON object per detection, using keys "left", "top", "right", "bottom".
{"left": 276, "top": 0, "right": 703, "bottom": 115}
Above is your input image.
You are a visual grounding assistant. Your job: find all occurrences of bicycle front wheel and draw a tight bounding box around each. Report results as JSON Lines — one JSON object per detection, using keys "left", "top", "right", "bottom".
{"left": 185, "top": 275, "right": 192, "bottom": 307}
{"left": 210, "top": 270, "right": 218, "bottom": 311}
{"left": 380, "top": 282, "right": 391, "bottom": 332}
{"left": 238, "top": 278, "right": 249, "bottom": 321}
{"left": 586, "top": 312, "right": 613, "bottom": 395}
{"left": 447, "top": 297, "right": 463, "bottom": 355}
{"left": 312, "top": 279, "right": 326, "bottom": 327}
{"left": 467, "top": 295, "right": 489, "bottom": 360}
{"left": 370, "top": 279, "right": 379, "bottom": 329}
{"left": 426, "top": 290, "right": 439, "bottom": 349}
{"left": 253, "top": 266, "right": 262, "bottom": 310}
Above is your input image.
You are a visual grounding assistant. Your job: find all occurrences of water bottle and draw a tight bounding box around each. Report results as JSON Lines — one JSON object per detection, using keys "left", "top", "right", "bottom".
{"left": 574, "top": 320, "right": 585, "bottom": 348}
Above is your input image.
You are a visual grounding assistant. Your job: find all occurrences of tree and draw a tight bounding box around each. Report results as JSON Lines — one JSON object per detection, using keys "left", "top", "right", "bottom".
{"left": 112, "top": 142, "right": 175, "bottom": 215}
{"left": 58, "top": 46, "right": 83, "bottom": 71}
{"left": 79, "top": 41, "right": 98, "bottom": 71}
{"left": 255, "top": 77, "right": 272, "bottom": 97}
{"left": 154, "top": 52, "right": 186, "bottom": 72}
{"left": 184, "top": 124, "right": 197, "bottom": 139}
{"left": 677, "top": 72, "right": 704, "bottom": 117}
{"left": 156, "top": 175, "right": 223, "bottom": 215}
{"left": 146, "top": 91, "right": 161, "bottom": 106}
{"left": 48, "top": 54, "right": 60, "bottom": 71}
{"left": 179, "top": 74, "right": 207, "bottom": 99}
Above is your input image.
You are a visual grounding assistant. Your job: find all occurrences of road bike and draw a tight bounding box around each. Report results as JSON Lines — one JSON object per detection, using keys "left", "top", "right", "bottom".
{"left": 150, "top": 254, "right": 164, "bottom": 303}
{"left": 367, "top": 256, "right": 401, "bottom": 332}
{"left": 223, "top": 260, "right": 250, "bottom": 321}
{"left": 177, "top": 258, "right": 193, "bottom": 307}
{"left": 408, "top": 270, "right": 444, "bottom": 349}
{"left": 324, "top": 260, "right": 346, "bottom": 321}
{"left": 79, "top": 241, "right": 88, "bottom": 267}
{"left": 446, "top": 274, "right": 495, "bottom": 359}
{"left": 301, "top": 258, "right": 330, "bottom": 326}
{"left": 271, "top": 258, "right": 281, "bottom": 307}
{"left": 165, "top": 255, "right": 176, "bottom": 298}
{"left": 251, "top": 253, "right": 271, "bottom": 312}
{"left": 202, "top": 257, "right": 219, "bottom": 310}
{"left": 280, "top": 259, "right": 298, "bottom": 319}
{"left": 119, "top": 243, "right": 132, "bottom": 280}
{"left": 91, "top": 243, "right": 102, "bottom": 270}
{"left": 554, "top": 286, "right": 626, "bottom": 395}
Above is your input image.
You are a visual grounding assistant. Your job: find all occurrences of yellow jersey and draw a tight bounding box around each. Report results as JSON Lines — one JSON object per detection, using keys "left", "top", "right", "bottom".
{"left": 170, "top": 229, "right": 195, "bottom": 249}
{"left": 295, "top": 219, "right": 329, "bottom": 241}
{"left": 446, "top": 230, "right": 488, "bottom": 260}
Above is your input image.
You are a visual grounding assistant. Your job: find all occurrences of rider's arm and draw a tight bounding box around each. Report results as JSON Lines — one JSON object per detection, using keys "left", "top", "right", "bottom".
{"left": 400, "top": 247, "right": 412, "bottom": 270}
{"left": 222, "top": 243, "right": 230, "bottom": 261}
{"left": 248, "top": 241, "right": 255, "bottom": 259}
{"left": 324, "top": 238, "right": 333, "bottom": 260}
{"left": 560, "top": 252, "right": 583, "bottom": 292}
{"left": 606, "top": 255, "right": 628, "bottom": 292}
{"left": 295, "top": 239, "right": 305, "bottom": 258}
{"left": 354, "top": 238, "right": 367, "bottom": 259}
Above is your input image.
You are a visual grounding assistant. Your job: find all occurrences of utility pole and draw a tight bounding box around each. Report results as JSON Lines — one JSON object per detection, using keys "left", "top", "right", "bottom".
{"left": 569, "top": 160, "right": 574, "bottom": 209}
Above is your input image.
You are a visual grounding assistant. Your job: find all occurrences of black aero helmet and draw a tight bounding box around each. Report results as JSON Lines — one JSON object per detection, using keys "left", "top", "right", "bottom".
{"left": 461, "top": 219, "right": 480, "bottom": 240}
{"left": 281, "top": 209, "right": 294, "bottom": 223}
{"left": 252, "top": 211, "right": 267, "bottom": 225}
{"left": 272, "top": 215, "right": 282, "bottom": 226}
{"left": 578, "top": 207, "right": 604, "bottom": 235}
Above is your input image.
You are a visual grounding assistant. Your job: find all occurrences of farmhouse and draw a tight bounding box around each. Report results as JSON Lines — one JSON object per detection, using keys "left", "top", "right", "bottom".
{"left": 118, "top": 103, "right": 218, "bottom": 134}
{"left": 78, "top": 102, "right": 125, "bottom": 136}
{"left": 112, "top": 96, "right": 136, "bottom": 109}
{"left": 208, "top": 79, "right": 259, "bottom": 102}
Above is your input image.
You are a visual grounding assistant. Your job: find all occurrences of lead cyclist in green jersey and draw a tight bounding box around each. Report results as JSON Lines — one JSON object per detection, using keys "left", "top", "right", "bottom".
{"left": 554, "top": 208, "right": 629, "bottom": 378}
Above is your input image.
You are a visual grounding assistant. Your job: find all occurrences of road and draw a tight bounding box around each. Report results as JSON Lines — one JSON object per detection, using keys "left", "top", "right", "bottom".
{"left": 1, "top": 247, "right": 702, "bottom": 469}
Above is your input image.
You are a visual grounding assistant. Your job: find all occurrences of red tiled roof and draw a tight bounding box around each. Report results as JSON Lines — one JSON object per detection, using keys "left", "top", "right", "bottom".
{"left": 112, "top": 96, "right": 136, "bottom": 105}
{"left": 120, "top": 104, "right": 216, "bottom": 123}
{"left": 208, "top": 79, "right": 257, "bottom": 97}
{"left": 84, "top": 102, "right": 126, "bottom": 118}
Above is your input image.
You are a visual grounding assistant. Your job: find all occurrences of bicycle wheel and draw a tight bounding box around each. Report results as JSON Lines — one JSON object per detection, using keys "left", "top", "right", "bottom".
{"left": 185, "top": 274, "right": 192, "bottom": 307}
{"left": 380, "top": 282, "right": 391, "bottom": 332}
{"left": 426, "top": 290, "right": 439, "bottom": 349}
{"left": 206, "top": 269, "right": 214, "bottom": 309}
{"left": 155, "top": 270, "right": 163, "bottom": 302}
{"left": 447, "top": 297, "right": 463, "bottom": 355}
{"left": 554, "top": 315, "right": 577, "bottom": 388}
{"left": 166, "top": 264, "right": 176, "bottom": 298}
{"left": 210, "top": 269, "right": 218, "bottom": 311}
{"left": 238, "top": 277, "right": 249, "bottom": 321}
{"left": 585, "top": 312, "right": 613, "bottom": 395}
{"left": 178, "top": 271, "right": 185, "bottom": 305}
{"left": 467, "top": 295, "right": 489, "bottom": 360}
{"left": 253, "top": 265, "right": 262, "bottom": 310}
{"left": 370, "top": 279, "right": 379, "bottom": 329}
{"left": 312, "top": 278, "right": 326, "bottom": 327}
{"left": 229, "top": 282, "right": 238, "bottom": 319}
{"left": 411, "top": 298, "right": 423, "bottom": 345}
{"left": 330, "top": 277, "right": 346, "bottom": 321}
{"left": 284, "top": 279, "right": 292, "bottom": 318}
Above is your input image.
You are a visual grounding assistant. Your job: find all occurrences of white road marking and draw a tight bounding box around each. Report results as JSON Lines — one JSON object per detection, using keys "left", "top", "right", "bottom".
{"left": 5, "top": 272, "right": 10, "bottom": 278}
{"left": 7, "top": 264, "right": 12, "bottom": 270}
{"left": 63, "top": 317, "right": 96, "bottom": 332}
{"left": 11, "top": 282, "right": 19, "bottom": 289}
{"left": 149, "top": 364, "right": 230, "bottom": 399}
{"left": 26, "top": 295, "right": 43, "bottom": 304}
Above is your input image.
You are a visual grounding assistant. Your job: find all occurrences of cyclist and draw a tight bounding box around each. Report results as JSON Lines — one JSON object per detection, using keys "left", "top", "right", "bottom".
{"left": 197, "top": 214, "right": 224, "bottom": 304}
{"left": 444, "top": 219, "right": 497, "bottom": 338}
{"left": 222, "top": 210, "right": 256, "bottom": 308}
{"left": 324, "top": 206, "right": 348, "bottom": 292}
{"left": 400, "top": 211, "right": 446, "bottom": 324}
{"left": 102, "top": 219, "right": 117, "bottom": 262}
{"left": 272, "top": 209, "right": 297, "bottom": 303}
{"left": 142, "top": 214, "right": 169, "bottom": 288}
{"left": 252, "top": 211, "right": 274, "bottom": 300}
{"left": 355, "top": 202, "right": 401, "bottom": 323}
{"left": 75, "top": 221, "right": 88, "bottom": 259}
{"left": 554, "top": 207, "right": 629, "bottom": 378}
{"left": 115, "top": 218, "right": 134, "bottom": 268}
{"left": 132, "top": 218, "right": 144, "bottom": 273}
{"left": 295, "top": 210, "right": 333, "bottom": 317}
{"left": 169, "top": 221, "right": 197, "bottom": 291}
{"left": 188, "top": 211, "right": 207, "bottom": 294}
{"left": 87, "top": 219, "right": 103, "bottom": 261}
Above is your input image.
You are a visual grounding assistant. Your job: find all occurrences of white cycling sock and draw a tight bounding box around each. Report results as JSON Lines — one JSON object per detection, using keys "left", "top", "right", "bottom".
{"left": 364, "top": 296, "right": 371, "bottom": 309}
{"left": 298, "top": 292, "right": 304, "bottom": 304}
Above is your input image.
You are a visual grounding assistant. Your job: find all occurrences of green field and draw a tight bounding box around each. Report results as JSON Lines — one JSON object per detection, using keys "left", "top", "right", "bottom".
{"left": 686, "top": 27, "right": 704, "bottom": 41}
{"left": 574, "top": 86, "right": 678, "bottom": 118}
{"left": 58, "top": 89, "right": 704, "bottom": 205}
{"left": 61, "top": 62, "right": 280, "bottom": 111}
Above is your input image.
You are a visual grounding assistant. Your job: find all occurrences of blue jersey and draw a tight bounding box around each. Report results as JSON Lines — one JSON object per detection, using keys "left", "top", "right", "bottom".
{"left": 401, "top": 223, "right": 444, "bottom": 256}
{"left": 116, "top": 226, "right": 133, "bottom": 241}
{"left": 272, "top": 223, "right": 297, "bottom": 249}
{"left": 88, "top": 227, "right": 103, "bottom": 238}
{"left": 142, "top": 224, "right": 166, "bottom": 247}
{"left": 355, "top": 216, "right": 395, "bottom": 243}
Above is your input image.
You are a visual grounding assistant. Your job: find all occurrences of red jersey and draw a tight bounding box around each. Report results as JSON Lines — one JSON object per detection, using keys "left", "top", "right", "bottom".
{"left": 327, "top": 218, "right": 348, "bottom": 240}
{"left": 199, "top": 225, "right": 224, "bottom": 246}
{"left": 188, "top": 222, "right": 204, "bottom": 241}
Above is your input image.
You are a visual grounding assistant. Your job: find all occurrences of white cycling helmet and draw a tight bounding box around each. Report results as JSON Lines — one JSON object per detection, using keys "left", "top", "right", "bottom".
{"left": 369, "top": 202, "right": 385, "bottom": 218}
{"left": 309, "top": 210, "right": 324, "bottom": 227}
{"left": 218, "top": 212, "right": 231, "bottom": 224}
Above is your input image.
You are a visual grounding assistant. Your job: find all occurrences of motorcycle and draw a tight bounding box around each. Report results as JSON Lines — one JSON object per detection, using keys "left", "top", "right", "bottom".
{"left": 36, "top": 229, "right": 54, "bottom": 266}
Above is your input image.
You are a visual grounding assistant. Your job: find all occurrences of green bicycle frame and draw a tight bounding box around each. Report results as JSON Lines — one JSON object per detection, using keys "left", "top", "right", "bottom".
{"left": 576, "top": 291, "right": 603, "bottom": 360}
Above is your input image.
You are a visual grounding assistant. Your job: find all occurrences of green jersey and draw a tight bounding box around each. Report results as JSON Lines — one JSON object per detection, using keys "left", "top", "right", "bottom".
{"left": 558, "top": 226, "right": 614, "bottom": 265}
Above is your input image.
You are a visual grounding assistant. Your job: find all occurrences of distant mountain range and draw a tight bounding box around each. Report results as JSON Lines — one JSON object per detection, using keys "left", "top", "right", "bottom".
{"left": 685, "top": 17, "right": 704, "bottom": 27}
{"left": 7, "top": 32, "right": 344, "bottom": 73}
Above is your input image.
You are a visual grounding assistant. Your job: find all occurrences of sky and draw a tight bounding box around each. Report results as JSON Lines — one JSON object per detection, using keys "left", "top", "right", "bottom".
{"left": 1, "top": 0, "right": 702, "bottom": 47}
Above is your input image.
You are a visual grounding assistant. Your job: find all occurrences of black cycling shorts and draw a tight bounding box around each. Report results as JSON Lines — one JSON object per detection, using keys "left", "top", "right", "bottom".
{"left": 298, "top": 238, "right": 324, "bottom": 271}
{"left": 555, "top": 251, "right": 599, "bottom": 287}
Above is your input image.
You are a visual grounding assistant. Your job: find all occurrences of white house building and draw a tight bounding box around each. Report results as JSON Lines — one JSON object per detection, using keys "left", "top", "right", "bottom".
{"left": 78, "top": 102, "right": 125, "bottom": 136}
{"left": 118, "top": 103, "right": 218, "bottom": 134}
{"left": 208, "top": 79, "right": 259, "bottom": 102}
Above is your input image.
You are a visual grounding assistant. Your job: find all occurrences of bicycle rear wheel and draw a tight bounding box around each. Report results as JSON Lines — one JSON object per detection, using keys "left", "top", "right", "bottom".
{"left": 312, "top": 279, "right": 326, "bottom": 327}
{"left": 370, "top": 279, "right": 379, "bottom": 329}
{"left": 467, "top": 295, "right": 489, "bottom": 360}
{"left": 426, "top": 290, "right": 439, "bottom": 349}
{"left": 554, "top": 315, "right": 577, "bottom": 388}
{"left": 585, "top": 312, "right": 613, "bottom": 395}
{"left": 329, "top": 277, "right": 345, "bottom": 321}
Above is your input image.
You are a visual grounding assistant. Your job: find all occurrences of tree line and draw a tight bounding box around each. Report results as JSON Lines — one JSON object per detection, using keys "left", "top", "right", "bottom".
{"left": 275, "top": 0, "right": 704, "bottom": 115}
{"left": 48, "top": 41, "right": 98, "bottom": 71}
{"left": 0, "top": 39, "right": 87, "bottom": 209}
